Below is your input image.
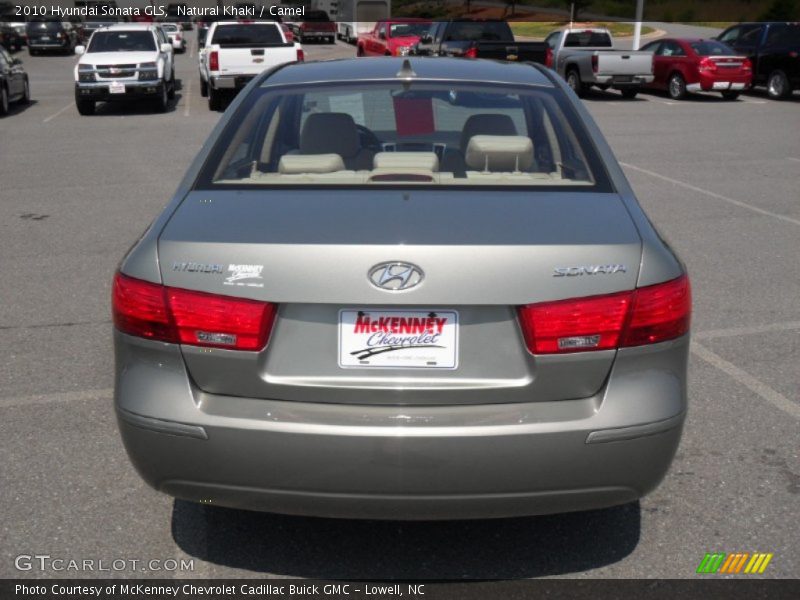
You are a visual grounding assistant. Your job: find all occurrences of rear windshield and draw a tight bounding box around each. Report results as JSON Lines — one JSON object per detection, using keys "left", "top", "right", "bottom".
{"left": 197, "top": 82, "right": 607, "bottom": 189}
{"left": 87, "top": 31, "right": 156, "bottom": 52}
{"left": 26, "top": 20, "right": 63, "bottom": 32}
{"left": 211, "top": 24, "right": 284, "bottom": 47}
{"left": 765, "top": 23, "right": 800, "bottom": 46}
{"left": 390, "top": 22, "right": 432, "bottom": 38}
{"left": 445, "top": 21, "right": 512, "bottom": 42}
{"left": 564, "top": 31, "right": 613, "bottom": 47}
{"left": 162, "top": 24, "right": 180, "bottom": 33}
{"left": 689, "top": 40, "right": 736, "bottom": 56}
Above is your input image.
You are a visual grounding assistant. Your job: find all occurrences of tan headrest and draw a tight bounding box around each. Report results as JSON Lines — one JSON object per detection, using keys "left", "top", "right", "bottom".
{"left": 373, "top": 152, "right": 439, "bottom": 172}
{"left": 465, "top": 135, "right": 534, "bottom": 172}
{"left": 278, "top": 153, "right": 345, "bottom": 174}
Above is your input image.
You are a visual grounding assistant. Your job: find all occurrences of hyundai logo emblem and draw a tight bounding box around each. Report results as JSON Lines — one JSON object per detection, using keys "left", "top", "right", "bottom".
{"left": 368, "top": 262, "right": 424, "bottom": 292}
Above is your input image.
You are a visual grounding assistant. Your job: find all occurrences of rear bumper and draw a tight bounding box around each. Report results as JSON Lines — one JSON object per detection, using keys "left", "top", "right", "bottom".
{"left": 114, "top": 332, "right": 688, "bottom": 520}
{"left": 75, "top": 81, "right": 163, "bottom": 100}
{"left": 210, "top": 75, "right": 256, "bottom": 90}
{"left": 689, "top": 74, "right": 751, "bottom": 92}
{"left": 594, "top": 74, "right": 654, "bottom": 87}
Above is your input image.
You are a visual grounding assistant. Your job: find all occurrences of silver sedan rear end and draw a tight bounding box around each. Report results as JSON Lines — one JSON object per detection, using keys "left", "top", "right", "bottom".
{"left": 113, "top": 58, "right": 690, "bottom": 519}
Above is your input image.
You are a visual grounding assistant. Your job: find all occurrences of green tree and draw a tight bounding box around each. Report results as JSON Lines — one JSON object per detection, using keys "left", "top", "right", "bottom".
{"left": 759, "top": 0, "right": 799, "bottom": 20}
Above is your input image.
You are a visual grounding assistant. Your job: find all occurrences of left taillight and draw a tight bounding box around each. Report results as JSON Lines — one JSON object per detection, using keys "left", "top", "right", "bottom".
{"left": 464, "top": 45, "right": 478, "bottom": 59}
{"left": 112, "top": 272, "right": 277, "bottom": 351}
{"left": 517, "top": 275, "right": 691, "bottom": 354}
{"left": 296, "top": 48, "right": 304, "bottom": 62}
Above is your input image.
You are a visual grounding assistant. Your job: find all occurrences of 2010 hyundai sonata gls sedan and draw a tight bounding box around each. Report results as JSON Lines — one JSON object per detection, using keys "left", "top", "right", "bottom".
{"left": 113, "top": 57, "right": 690, "bottom": 520}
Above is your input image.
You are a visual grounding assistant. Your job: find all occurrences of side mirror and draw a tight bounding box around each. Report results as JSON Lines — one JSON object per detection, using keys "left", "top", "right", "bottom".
{"left": 75, "top": 45, "right": 85, "bottom": 55}
{"left": 160, "top": 42, "right": 172, "bottom": 53}
{"left": 420, "top": 34, "right": 433, "bottom": 44}
{"left": 378, "top": 32, "right": 386, "bottom": 40}
{"left": 12, "top": 57, "right": 23, "bottom": 65}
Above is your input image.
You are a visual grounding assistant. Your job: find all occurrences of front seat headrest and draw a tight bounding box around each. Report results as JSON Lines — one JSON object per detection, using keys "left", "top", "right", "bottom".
{"left": 300, "top": 113, "right": 360, "bottom": 158}
{"left": 460, "top": 114, "right": 518, "bottom": 151}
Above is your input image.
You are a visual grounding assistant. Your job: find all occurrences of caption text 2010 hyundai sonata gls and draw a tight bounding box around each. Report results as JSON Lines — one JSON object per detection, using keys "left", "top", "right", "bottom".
{"left": 112, "top": 57, "right": 691, "bottom": 520}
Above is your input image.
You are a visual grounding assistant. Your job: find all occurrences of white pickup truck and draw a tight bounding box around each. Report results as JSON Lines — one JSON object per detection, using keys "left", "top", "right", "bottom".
{"left": 199, "top": 21, "right": 303, "bottom": 111}
{"left": 545, "top": 28, "right": 654, "bottom": 99}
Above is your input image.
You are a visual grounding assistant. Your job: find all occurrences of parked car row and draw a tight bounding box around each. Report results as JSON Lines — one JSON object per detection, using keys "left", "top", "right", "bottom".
{"left": 0, "top": 44, "right": 29, "bottom": 115}
{"left": 352, "top": 19, "right": 798, "bottom": 102}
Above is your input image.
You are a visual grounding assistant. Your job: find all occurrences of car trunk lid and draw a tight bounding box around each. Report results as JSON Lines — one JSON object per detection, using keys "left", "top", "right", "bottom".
{"left": 156, "top": 189, "right": 642, "bottom": 405}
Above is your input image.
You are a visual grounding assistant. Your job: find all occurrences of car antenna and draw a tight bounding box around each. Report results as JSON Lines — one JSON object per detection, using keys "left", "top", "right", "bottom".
{"left": 396, "top": 59, "right": 417, "bottom": 80}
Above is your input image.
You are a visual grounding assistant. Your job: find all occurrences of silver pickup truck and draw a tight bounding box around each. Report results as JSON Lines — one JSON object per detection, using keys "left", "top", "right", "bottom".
{"left": 545, "top": 28, "right": 654, "bottom": 99}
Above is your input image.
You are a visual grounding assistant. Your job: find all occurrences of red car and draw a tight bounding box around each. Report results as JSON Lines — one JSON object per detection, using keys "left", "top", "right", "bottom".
{"left": 640, "top": 37, "right": 752, "bottom": 100}
{"left": 357, "top": 19, "right": 432, "bottom": 57}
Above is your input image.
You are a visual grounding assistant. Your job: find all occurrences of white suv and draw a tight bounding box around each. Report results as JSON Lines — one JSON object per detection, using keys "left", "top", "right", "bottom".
{"left": 74, "top": 23, "right": 175, "bottom": 115}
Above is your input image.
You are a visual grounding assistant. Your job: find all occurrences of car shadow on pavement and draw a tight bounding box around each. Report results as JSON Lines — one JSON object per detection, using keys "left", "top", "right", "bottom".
{"left": 171, "top": 500, "right": 641, "bottom": 578}
{"left": 5, "top": 99, "right": 38, "bottom": 117}
{"left": 580, "top": 89, "right": 646, "bottom": 102}
{"left": 90, "top": 91, "right": 183, "bottom": 116}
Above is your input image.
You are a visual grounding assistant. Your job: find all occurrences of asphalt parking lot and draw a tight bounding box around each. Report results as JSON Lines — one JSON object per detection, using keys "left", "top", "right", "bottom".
{"left": 1, "top": 34, "right": 798, "bottom": 579}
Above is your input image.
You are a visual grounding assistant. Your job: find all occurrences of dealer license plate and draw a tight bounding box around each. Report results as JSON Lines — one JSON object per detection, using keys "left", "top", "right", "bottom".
{"left": 109, "top": 81, "right": 126, "bottom": 94}
{"left": 339, "top": 310, "right": 458, "bottom": 369}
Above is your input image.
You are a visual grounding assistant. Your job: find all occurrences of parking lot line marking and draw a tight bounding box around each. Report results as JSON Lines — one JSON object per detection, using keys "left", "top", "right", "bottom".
{"left": 42, "top": 102, "right": 73, "bottom": 123}
{"left": 695, "top": 321, "right": 800, "bottom": 340}
{"left": 788, "top": 157, "right": 800, "bottom": 163}
{"left": 183, "top": 77, "right": 193, "bottom": 117}
{"left": 621, "top": 162, "right": 800, "bottom": 227}
{"left": 691, "top": 342, "right": 800, "bottom": 419}
{"left": 0, "top": 387, "right": 113, "bottom": 409}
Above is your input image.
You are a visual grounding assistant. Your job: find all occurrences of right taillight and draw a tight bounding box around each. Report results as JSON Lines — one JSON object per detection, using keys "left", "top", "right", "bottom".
{"left": 112, "top": 272, "right": 277, "bottom": 351}
{"left": 296, "top": 48, "right": 304, "bottom": 62}
{"left": 545, "top": 46, "right": 553, "bottom": 68}
{"left": 209, "top": 50, "right": 219, "bottom": 71}
{"left": 620, "top": 275, "right": 691, "bottom": 347}
{"left": 518, "top": 275, "right": 690, "bottom": 354}
{"left": 591, "top": 54, "right": 599, "bottom": 73}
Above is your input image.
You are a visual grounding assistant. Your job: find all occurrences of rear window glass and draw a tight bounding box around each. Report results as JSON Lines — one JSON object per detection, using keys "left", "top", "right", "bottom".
{"left": 211, "top": 24, "right": 284, "bottom": 47}
{"left": 445, "top": 21, "right": 512, "bottom": 42}
{"left": 197, "top": 82, "right": 606, "bottom": 189}
{"left": 689, "top": 40, "right": 735, "bottom": 56}
{"left": 390, "top": 23, "right": 431, "bottom": 38}
{"left": 564, "top": 31, "right": 613, "bottom": 47}
{"left": 765, "top": 24, "right": 800, "bottom": 46}
{"left": 26, "top": 20, "right": 63, "bottom": 31}
{"left": 162, "top": 24, "right": 180, "bottom": 33}
{"left": 87, "top": 31, "right": 156, "bottom": 52}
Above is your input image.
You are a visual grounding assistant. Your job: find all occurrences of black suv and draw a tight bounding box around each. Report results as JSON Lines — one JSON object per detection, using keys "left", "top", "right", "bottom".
{"left": 718, "top": 22, "right": 800, "bottom": 99}
{"left": 26, "top": 19, "right": 79, "bottom": 55}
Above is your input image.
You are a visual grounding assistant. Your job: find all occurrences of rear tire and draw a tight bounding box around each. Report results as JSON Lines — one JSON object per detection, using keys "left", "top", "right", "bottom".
{"left": 208, "top": 86, "right": 222, "bottom": 111}
{"left": 0, "top": 85, "right": 9, "bottom": 116}
{"left": 167, "top": 72, "right": 176, "bottom": 100}
{"left": 668, "top": 72, "right": 687, "bottom": 100}
{"left": 721, "top": 91, "right": 740, "bottom": 100}
{"left": 21, "top": 78, "right": 30, "bottom": 104}
{"left": 566, "top": 68, "right": 585, "bottom": 98}
{"left": 621, "top": 88, "right": 639, "bottom": 99}
{"left": 200, "top": 77, "right": 208, "bottom": 97}
{"left": 75, "top": 97, "right": 95, "bottom": 115}
{"left": 154, "top": 83, "right": 168, "bottom": 113}
{"left": 767, "top": 70, "right": 791, "bottom": 100}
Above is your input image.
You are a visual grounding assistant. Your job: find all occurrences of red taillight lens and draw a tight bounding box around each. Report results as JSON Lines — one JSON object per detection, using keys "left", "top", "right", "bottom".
{"left": 464, "top": 45, "right": 478, "bottom": 59}
{"left": 176, "top": 34, "right": 182, "bottom": 41}
{"left": 209, "top": 50, "right": 219, "bottom": 71}
{"left": 742, "top": 58, "right": 752, "bottom": 71}
{"left": 112, "top": 273, "right": 277, "bottom": 351}
{"left": 699, "top": 57, "right": 717, "bottom": 72}
{"left": 621, "top": 275, "right": 691, "bottom": 347}
{"left": 112, "top": 274, "right": 176, "bottom": 343}
{"left": 518, "top": 291, "right": 631, "bottom": 354}
{"left": 296, "top": 48, "right": 304, "bottom": 62}
{"left": 517, "top": 275, "right": 690, "bottom": 354}
{"left": 591, "top": 54, "right": 598, "bottom": 73}
{"left": 545, "top": 46, "right": 553, "bottom": 68}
